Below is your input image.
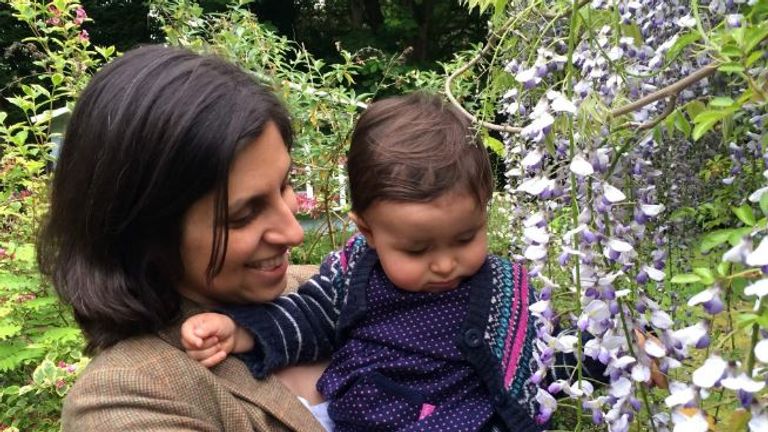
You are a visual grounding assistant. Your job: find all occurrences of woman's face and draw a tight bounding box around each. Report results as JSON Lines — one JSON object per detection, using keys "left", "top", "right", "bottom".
{"left": 177, "top": 122, "right": 305, "bottom": 306}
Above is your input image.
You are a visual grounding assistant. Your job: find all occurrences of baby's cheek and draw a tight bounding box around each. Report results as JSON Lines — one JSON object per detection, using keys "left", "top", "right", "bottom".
{"left": 383, "top": 259, "right": 424, "bottom": 291}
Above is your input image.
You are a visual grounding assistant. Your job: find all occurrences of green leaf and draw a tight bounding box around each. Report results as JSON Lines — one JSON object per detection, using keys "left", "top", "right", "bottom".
{"left": 700, "top": 228, "right": 736, "bottom": 253}
{"left": 0, "top": 273, "right": 37, "bottom": 291}
{"left": 732, "top": 204, "right": 756, "bottom": 226}
{"left": 709, "top": 97, "right": 735, "bottom": 108}
{"left": 746, "top": 50, "right": 764, "bottom": 67}
{"left": 692, "top": 109, "right": 730, "bottom": 141}
{"left": 717, "top": 62, "right": 745, "bottom": 73}
{"left": 716, "top": 261, "right": 731, "bottom": 277}
{"left": 743, "top": 23, "right": 768, "bottom": 53}
{"left": 483, "top": 135, "right": 506, "bottom": 157}
{"left": 667, "top": 32, "right": 700, "bottom": 61}
{"left": 0, "top": 323, "right": 22, "bottom": 340}
{"left": 727, "top": 227, "right": 753, "bottom": 246}
{"left": 724, "top": 409, "right": 751, "bottom": 432}
{"left": 51, "top": 73, "right": 64, "bottom": 87}
{"left": 18, "top": 296, "right": 58, "bottom": 311}
{"left": 720, "top": 44, "right": 742, "bottom": 58}
{"left": 13, "top": 243, "right": 35, "bottom": 264}
{"left": 684, "top": 100, "right": 706, "bottom": 121}
{"left": 670, "top": 273, "right": 702, "bottom": 284}
{"left": 0, "top": 342, "right": 45, "bottom": 372}
{"left": 761, "top": 193, "right": 768, "bottom": 217}
{"left": 672, "top": 110, "right": 691, "bottom": 137}
{"left": 693, "top": 267, "right": 716, "bottom": 285}
{"left": 38, "top": 327, "right": 82, "bottom": 344}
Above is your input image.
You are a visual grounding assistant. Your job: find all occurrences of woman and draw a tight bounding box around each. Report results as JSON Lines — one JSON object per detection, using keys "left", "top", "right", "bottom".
{"left": 37, "top": 45, "right": 326, "bottom": 431}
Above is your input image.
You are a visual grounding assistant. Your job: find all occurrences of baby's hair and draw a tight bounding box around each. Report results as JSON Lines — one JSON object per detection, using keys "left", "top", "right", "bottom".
{"left": 347, "top": 92, "right": 493, "bottom": 215}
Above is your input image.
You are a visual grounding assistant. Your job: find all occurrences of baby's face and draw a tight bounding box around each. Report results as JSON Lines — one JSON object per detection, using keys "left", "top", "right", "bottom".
{"left": 357, "top": 192, "right": 488, "bottom": 293}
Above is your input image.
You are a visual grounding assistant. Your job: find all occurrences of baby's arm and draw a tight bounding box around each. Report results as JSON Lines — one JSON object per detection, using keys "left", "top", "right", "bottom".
{"left": 181, "top": 312, "right": 255, "bottom": 367}
{"left": 225, "top": 236, "right": 367, "bottom": 378}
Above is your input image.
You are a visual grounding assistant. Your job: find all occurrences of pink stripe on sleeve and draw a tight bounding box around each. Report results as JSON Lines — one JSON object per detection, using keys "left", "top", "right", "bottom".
{"left": 503, "top": 264, "right": 530, "bottom": 387}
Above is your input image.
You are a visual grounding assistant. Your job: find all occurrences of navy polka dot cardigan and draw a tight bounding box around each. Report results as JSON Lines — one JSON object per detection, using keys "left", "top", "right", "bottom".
{"left": 227, "top": 235, "right": 545, "bottom": 432}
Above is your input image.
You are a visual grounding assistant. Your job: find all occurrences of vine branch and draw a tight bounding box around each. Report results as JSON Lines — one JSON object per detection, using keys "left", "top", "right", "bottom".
{"left": 444, "top": 14, "right": 523, "bottom": 134}
{"left": 609, "top": 64, "right": 717, "bottom": 118}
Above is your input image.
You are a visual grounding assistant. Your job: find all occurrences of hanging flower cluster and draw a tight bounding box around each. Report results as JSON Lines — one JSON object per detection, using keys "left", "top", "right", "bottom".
{"left": 490, "top": 0, "right": 768, "bottom": 430}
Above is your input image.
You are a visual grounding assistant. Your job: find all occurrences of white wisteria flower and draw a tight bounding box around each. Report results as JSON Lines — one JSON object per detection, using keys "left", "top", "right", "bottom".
{"left": 665, "top": 382, "right": 695, "bottom": 408}
{"left": 523, "top": 212, "right": 545, "bottom": 227}
{"left": 746, "top": 237, "right": 768, "bottom": 267}
{"left": 524, "top": 244, "right": 548, "bottom": 261}
{"left": 515, "top": 66, "right": 541, "bottom": 88}
{"left": 521, "top": 148, "right": 544, "bottom": 169}
{"left": 631, "top": 363, "right": 651, "bottom": 382}
{"left": 603, "top": 182, "right": 627, "bottom": 203}
{"left": 643, "top": 337, "right": 667, "bottom": 358}
{"left": 517, "top": 176, "right": 554, "bottom": 196}
{"left": 688, "top": 286, "right": 719, "bottom": 306}
{"left": 554, "top": 334, "right": 579, "bottom": 353}
{"left": 640, "top": 204, "right": 665, "bottom": 217}
{"left": 521, "top": 111, "right": 555, "bottom": 142}
{"left": 608, "top": 238, "right": 634, "bottom": 253}
{"left": 744, "top": 279, "right": 768, "bottom": 298}
{"left": 749, "top": 412, "right": 768, "bottom": 432}
{"left": 721, "top": 373, "right": 765, "bottom": 393}
{"left": 671, "top": 408, "right": 709, "bottom": 432}
{"left": 524, "top": 226, "right": 550, "bottom": 244}
{"left": 643, "top": 265, "right": 666, "bottom": 282}
{"left": 692, "top": 355, "right": 727, "bottom": 388}
{"left": 609, "top": 376, "right": 632, "bottom": 398}
{"left": 570, "top": 154, "right": 594, "bottom": 176}
{"left": 671, "top": 322, "right": 708, "bottom": 353}
{"left": 676, "top": 14, "right": 697, "bottom": 27}
{"left": 755, "top": 338, "right": 768, "bottom": 363}
{"left": 723, "top": 237, "right": 752, "bottom": 264}
{"left": 546, "top": 90, "right": 578, "bottom": 114}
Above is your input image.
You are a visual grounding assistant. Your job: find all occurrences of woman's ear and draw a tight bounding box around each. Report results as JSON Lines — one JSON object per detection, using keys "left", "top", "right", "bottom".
{"left": 348, "top": 211, "right": 376, "bottom": 249}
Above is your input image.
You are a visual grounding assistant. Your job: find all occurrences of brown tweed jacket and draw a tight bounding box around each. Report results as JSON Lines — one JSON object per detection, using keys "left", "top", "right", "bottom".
{"left": 62, "top": 265, "right": 325, "bottom": 432}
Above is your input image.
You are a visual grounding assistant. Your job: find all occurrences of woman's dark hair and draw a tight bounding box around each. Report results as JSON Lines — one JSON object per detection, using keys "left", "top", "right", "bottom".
{"left": 347, "top": 92, "right": 493, "bottom": 215}
{"left": 37, "top": 45, "right": 293, "bottom": 354}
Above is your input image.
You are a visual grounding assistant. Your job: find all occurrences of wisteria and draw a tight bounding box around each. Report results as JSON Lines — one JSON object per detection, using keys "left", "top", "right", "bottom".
{"left": 458, "top": 0, "right": 768, "bottom": 430}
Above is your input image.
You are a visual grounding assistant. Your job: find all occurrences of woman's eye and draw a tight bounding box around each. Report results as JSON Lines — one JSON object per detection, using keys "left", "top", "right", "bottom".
{"left": 228, "top": 213, "right": 252, "bottom": 228}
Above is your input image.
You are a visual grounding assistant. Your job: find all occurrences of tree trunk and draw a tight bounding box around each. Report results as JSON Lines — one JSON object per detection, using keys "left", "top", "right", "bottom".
{"left": 410, "top": 0, "right": 435, "bottom": 63}
{"left": 362, "top": 0, "right": 384, "bottom": 33}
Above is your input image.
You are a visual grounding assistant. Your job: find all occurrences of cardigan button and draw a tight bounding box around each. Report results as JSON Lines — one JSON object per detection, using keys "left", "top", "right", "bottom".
{"left": 464, "top": 328, "right": 483, "bottom": 348}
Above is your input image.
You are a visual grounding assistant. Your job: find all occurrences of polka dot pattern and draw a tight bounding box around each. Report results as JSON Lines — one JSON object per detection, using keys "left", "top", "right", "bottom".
{"left": 318, "top": 263, "right": 494, "bottom": 431}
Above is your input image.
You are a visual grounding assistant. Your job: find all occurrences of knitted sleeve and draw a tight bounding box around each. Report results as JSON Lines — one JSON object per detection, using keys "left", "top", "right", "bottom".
{"left": 224, "top": 235, "right": 368, "bottom": 378}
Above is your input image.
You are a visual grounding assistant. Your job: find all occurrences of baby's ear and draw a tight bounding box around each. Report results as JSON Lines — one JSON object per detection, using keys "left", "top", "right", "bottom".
{"left": 348, "top": 211, "right": 376, "bottom": 249}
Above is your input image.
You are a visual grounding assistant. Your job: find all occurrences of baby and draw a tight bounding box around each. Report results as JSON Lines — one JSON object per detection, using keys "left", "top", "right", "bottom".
{"left": 183, "top": 93, "right": 547, "bottom": 431}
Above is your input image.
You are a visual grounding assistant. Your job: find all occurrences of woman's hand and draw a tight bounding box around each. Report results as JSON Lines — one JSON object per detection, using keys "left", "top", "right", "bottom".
{"left": 181, "top": 312, "right": 254, "bottom": 367}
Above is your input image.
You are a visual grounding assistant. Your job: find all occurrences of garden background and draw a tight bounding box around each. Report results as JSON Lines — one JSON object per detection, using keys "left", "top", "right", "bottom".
{"left": 1, "top": 0, "right": 767, "bottom": 430}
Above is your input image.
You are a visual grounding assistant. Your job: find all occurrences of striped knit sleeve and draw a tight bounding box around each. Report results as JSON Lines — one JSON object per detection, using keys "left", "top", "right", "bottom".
{"left": 225, "top": 237, "right": 365, "bottom": 379}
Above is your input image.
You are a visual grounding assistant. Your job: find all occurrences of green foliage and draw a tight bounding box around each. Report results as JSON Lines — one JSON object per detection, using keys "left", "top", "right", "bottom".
{"left": 0, "top": 0, "right": 118, "bottom": 428}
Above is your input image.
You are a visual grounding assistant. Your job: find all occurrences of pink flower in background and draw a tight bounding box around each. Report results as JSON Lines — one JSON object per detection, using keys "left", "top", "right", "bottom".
{"left": 74, "top": 7, "right": 87, "bottom": 25}
{"left": 295, "top": 191, "right": 318, "bottom": 215}
{"left": 46, "top": 5, "right": 61, "bottom": 26}
{"left": 79, "top": 29, "right": 89, "bottom": 42}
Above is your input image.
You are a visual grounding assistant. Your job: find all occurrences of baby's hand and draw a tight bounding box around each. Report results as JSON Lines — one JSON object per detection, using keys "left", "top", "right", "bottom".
{"left": 181, "top": 312, "right": 237, "bottom": 368}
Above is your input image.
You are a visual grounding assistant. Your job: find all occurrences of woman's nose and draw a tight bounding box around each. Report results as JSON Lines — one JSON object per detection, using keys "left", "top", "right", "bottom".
{"left": 264, "top": 189, "right": 305, "bottom": 246}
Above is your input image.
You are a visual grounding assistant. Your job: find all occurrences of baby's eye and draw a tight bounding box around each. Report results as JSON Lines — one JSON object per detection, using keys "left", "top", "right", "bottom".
{"left": 457, "top": 233, "right": 477, "bottom": 243}
{"left": 404, "top": 247, "right": 427, "bottom": 256}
